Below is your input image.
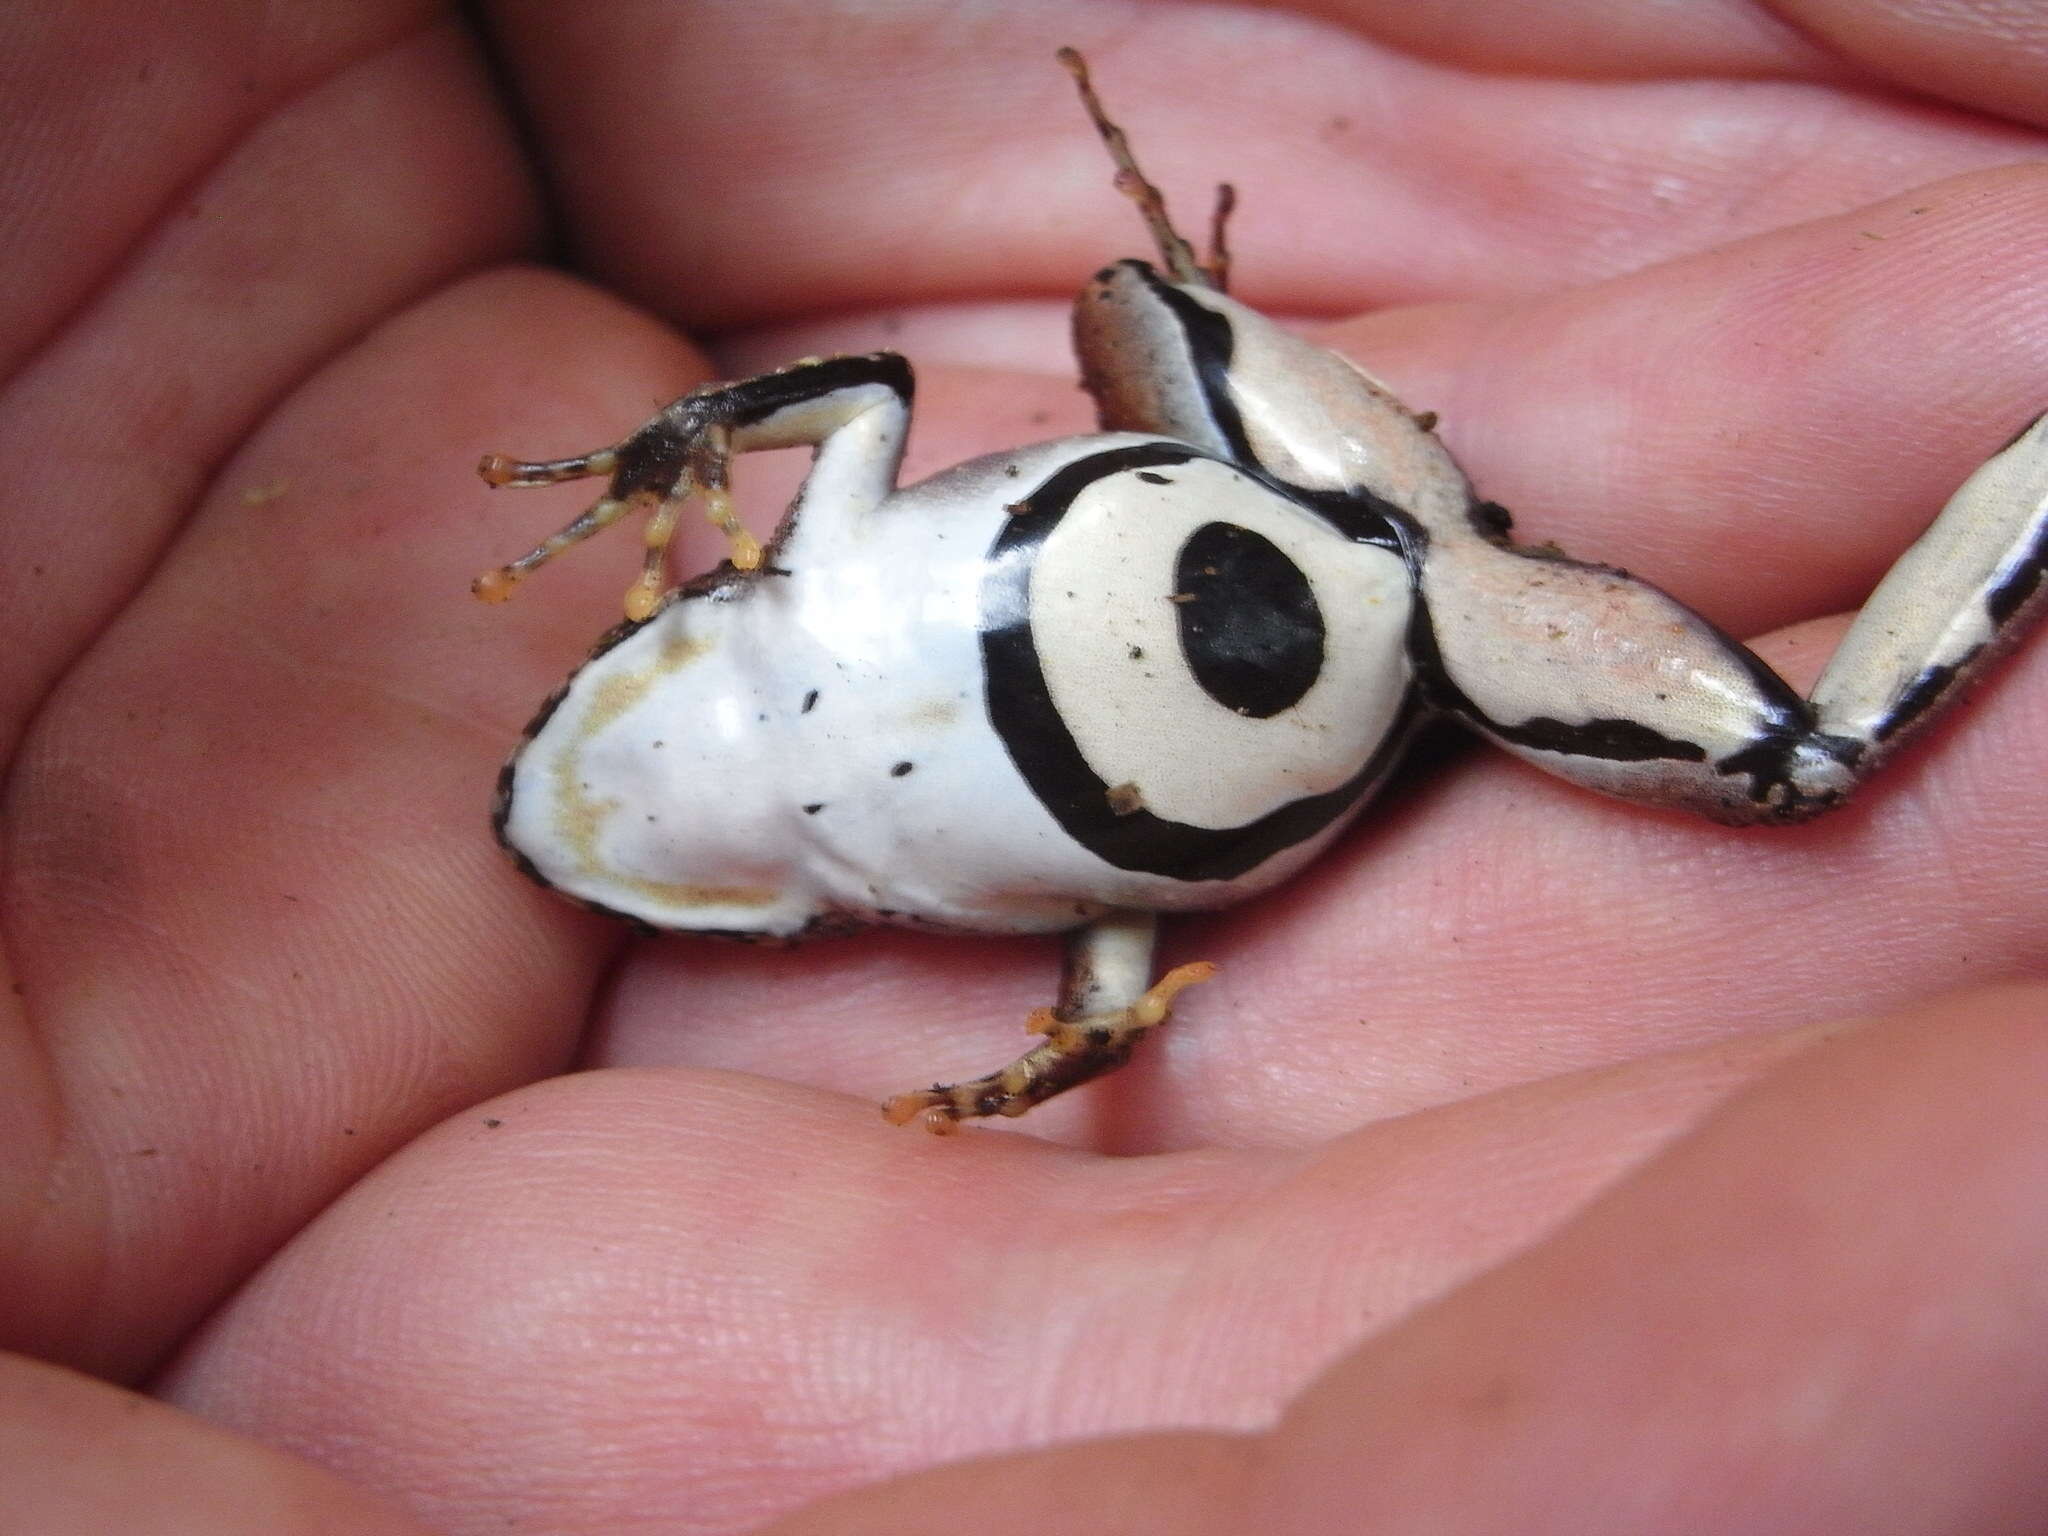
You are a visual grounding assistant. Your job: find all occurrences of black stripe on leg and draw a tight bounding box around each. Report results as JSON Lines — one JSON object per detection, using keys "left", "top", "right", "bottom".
{"left": 1984, "top": 507, "right": 2048, "bottom": 628}
{"left": 697, "top": 352, "right": 915, "bottom": 430}
{"left": 609, "top": 354, "right": 915, "bottom": 502}
{"left": 1490, "top": 716, "right": 1708, "bottom": 763}
{"left": 1123, "top": 262, "right": 1255, "bottom": 467}
{"left": 1874, "top": 658, "right": 1970, "bottom": 745}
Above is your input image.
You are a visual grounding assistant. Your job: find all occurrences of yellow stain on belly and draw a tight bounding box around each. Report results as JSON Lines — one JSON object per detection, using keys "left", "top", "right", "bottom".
{"left": 580, "top": 627, "right": 712, "bottom": 736}
{"left": 547, "top": 627, "right": 782, "bottom": 913}
{"left": 616, "top": 874, "right": 780, "bottom": 909}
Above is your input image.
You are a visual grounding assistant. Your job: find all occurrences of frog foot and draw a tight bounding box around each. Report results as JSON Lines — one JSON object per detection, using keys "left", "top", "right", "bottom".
{"left": 474, "top": 401, "right": 759, "bottom": 622}
{"left": 881, "top": 961, "right": 1216, "bottom": 1132}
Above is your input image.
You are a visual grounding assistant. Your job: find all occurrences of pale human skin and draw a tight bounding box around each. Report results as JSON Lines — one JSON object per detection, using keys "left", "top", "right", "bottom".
{"left": 6, "top": 2, "right": 2048, "bottom": 1532}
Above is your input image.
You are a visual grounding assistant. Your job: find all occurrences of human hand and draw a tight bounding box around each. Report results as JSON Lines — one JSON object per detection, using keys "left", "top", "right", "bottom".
{"left": 7, "top": 3, "right": 2048, "bottom": 1532}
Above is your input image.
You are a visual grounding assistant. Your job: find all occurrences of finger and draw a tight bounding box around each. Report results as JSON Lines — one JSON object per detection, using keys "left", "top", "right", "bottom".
{"left": 0, "top": 1353, "right": 432, "bottom": 1536}
{"left": 1, "top": 270, "right": 702, "bottom": 1373}
{"left": 1258, "top": 981, "right": 2048, "bottom": 1533}
{"left": 1299, "top": 0, "right": 2048, "bottom": 126}
{"left": 748, "top": 983, "right": 2048, "bottom": 1535}
{"left": 478, "top": 0, "right": 2043, "bottom": 326}
{"left": 0, "top": 2, "right": 436, "bottom": 379}
{"left": 159, "top": 1013, "right": 1819, "bottom": 1532}
{"left": 1286, "top": 0, "right": 1835, "bottom": 78}
{"left": 760, "top": 1431, "right": 1258, "bottom": 1536}
{"left": 1775, "top": 0, "right": 2048, "bottom": 126}
{"left": 0, "top": 7, "right": 533, "bottom": 759}
{"left": 1336, "top": 162, "right": 2048, "bottom": 638}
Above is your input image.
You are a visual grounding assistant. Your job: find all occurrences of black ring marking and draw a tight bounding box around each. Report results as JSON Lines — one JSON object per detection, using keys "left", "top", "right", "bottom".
{"left": 980, "top": 443, "right": 1406, "bottom": 882}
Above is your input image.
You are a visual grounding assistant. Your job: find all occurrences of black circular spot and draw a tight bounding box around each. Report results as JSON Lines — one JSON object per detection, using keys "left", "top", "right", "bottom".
{"left": 1173, "top": 522, "right": 1324, "bottom": 717}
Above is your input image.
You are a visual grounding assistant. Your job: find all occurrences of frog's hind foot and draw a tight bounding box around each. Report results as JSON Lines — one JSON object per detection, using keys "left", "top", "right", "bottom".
{"left": 475, "top": 354, "right": 915, "bottom": 621}
{"left": 475, "top": 405, "right": 754, "bottom": 621}
{"left": 882, "top": 956, "right": 1214, "bottom": 1132}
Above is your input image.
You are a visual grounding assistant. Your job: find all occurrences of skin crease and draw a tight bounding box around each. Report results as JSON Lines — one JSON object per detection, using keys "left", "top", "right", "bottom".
{"left": 1, "top": 1, "right": 2046, "bottom": 1532}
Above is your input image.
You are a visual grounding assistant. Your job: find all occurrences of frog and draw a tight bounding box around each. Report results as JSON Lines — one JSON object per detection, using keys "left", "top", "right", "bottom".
{"left": 473, "top": 50, "right": 2048, "bottom": 1131}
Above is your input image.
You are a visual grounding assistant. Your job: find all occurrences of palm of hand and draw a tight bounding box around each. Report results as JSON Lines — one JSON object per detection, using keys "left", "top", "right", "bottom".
{"left": 7, "top": 5, "right": 2048, "bottom": 1534}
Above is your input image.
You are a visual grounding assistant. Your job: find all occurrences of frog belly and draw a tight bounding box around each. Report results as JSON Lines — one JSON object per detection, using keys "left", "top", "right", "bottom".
{"left": 495, "top": 547, "right": 1212, "bottom": 939}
